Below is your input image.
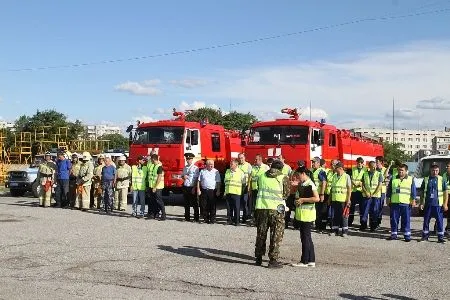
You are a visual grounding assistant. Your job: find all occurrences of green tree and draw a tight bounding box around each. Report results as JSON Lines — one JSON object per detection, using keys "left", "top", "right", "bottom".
{"left": 221, "top": 111, "right": 258, "bottom": 131}
{"left": 185, "top": 108, "right": 223, "bottom": 125}
{"left": 98, "top": 133, "right": 129, "bottom": 151}
{"left": 382, "top": 142, "right": 413, "bottom": 163}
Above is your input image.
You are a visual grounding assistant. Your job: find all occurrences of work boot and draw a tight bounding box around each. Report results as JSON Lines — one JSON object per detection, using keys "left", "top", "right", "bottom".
{"left": 268, "top": 260, "right": 283, "bottom": 269}
{"left": 255, "top": 256, "right": 262, "bottom": 266}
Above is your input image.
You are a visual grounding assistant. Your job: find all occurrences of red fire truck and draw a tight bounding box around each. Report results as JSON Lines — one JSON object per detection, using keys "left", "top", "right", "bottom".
{"left": 127, "top": 109, "right": 243, "bottom": 193}
{"left": 243, "top": 108, "right": 384, "bottom": 169}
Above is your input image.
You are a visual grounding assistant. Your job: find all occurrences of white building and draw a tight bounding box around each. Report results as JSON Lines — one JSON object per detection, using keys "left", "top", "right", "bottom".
{"left": 86, "top": 124, "right": 122, "bottom": 140}
{"left": 353, "top": 128, "right": 450, "bottom": 156}
{"left": 0, "top": 121, "right": 15, "bottom": 130}
{"left": 431, "top": 136, "right": 450, "bottom": 155}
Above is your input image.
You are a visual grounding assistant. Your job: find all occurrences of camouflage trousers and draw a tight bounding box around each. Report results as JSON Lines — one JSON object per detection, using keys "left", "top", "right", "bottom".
{"left": 254, "top": 209, "right": 285, "bottom": 261}
{"left": 102, "top": 181, "right": 114, "bottom": 211}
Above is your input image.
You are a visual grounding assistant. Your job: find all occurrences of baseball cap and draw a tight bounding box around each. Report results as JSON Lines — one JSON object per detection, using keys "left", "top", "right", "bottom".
{"left": 311, "top": 156, "right": 321, "bottom": 163}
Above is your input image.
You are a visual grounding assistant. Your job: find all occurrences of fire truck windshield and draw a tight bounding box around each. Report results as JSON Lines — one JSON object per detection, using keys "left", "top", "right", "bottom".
{"left": 133, "top": 127, "right": 184, "bottom": 144}
{"left": 249, "top": 126, "right": 309, "bottom": 145}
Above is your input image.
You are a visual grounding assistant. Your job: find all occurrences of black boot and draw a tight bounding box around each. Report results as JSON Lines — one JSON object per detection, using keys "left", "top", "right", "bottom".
{"left": 255, "top": 256, "right": 262, "bottom": 266}
{"left": 268, "top": 260, "right": 283, "bottom": 269}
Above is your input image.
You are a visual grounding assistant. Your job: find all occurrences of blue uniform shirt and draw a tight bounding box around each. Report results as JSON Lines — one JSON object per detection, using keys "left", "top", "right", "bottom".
{"left": 318, "top": 170, "right": 327, "bottom": 182}
{"left": 387, "top": 175, "right": 417, "bottom": 201}
{"left": 421, "top": 176, "right": 447, "bottom": 207}
{"left": 56, "top": 159, "right": 72, "bottom": 180}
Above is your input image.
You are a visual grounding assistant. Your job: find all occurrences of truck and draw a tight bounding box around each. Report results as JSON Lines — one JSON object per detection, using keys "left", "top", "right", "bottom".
{"left": 127, "top": 109, "right": 243, "bottom": 193}
{"left": 243, "top": 108, "right": 384, "bottom": 169}
{"left": 413, "top": 152, "right": 450, "bottom": 188}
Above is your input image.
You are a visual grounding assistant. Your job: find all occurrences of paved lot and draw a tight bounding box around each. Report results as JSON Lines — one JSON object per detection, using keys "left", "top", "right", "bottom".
{"left": 0, "top": 195, "right": 448, "bottom": 300}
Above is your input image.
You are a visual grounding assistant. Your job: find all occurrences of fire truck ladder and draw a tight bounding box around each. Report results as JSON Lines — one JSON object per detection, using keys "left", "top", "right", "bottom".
{"left": 53, "top": 126, "right": 68, "bottom": 150}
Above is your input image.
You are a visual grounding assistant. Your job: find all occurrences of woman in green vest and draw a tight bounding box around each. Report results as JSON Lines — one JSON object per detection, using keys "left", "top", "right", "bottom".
{"left": 291, "top": 166, "right": 319, "bottom": 268}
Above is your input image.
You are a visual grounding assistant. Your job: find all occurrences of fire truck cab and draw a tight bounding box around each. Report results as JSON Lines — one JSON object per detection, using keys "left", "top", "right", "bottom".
{"left": 128, "top": 110, "right": 242, "bottom": 193}
{"left": 244, "top": 108, "right": 383, "bottom": 170}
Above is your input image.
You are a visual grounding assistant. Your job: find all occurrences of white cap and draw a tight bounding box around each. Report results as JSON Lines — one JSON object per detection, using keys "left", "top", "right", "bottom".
{"left": 119, "top": 155, "right": 127, "bottom": 161}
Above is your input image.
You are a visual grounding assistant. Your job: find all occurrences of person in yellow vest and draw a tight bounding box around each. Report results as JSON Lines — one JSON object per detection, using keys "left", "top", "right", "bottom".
{"left": 348, "top": 157, "right": 366, "bottom": 227}
{"left": 69, "top": 153, "right": 81, "bottom": 208}
{"left": 238, "top": 153, "right": 252, "bottom": 223}
{"left": 386, "top": 163, "right": 416, "bottom": 241}
{"left": 444, "top": 162, "right": 450, "bottom": 236}
{"left": 254, "top": 159, "right": 290, "bottom": 268}
{"left": 419, "top": 163, "right": 448, "bottom": 243}
{"left": 291, "top": 166, "right": 320, "bottom": 267}
{"left": 277, "top": 154, "right": 292, "bottom": 176}
{"left": 329, "top": 161, "right": 352, "bottom": 236}
{"left": 75, "top": 152, "right": 94, "bottom": 211}
{"left": 131, "top": 155, "right": 147, "bottom": 218}
{"left": 324, "top": 160, "right": 339, "bottom": 232}
{"left": 115, "top": 155, "right": 131, "bottom": 211}
{"left": 148, "top": 154, "right": 165, "bottom": 220}
{"left": 375, "top": 156, "right": 392, "bottom": 227}
{"left": 285, "top": 171, "right": 300, "bottom": 229}
{"left": 91, "top": 154, "right": 105, "bottom": 209}
{"left": 360, "top": 161, "right": 383, "bottom": 231}
{"left": 248, "top": 154, "right": 269, "bottom": 220}
{"left": 37, "top": 152, "right": 55, "bottom": 207}
{"left": 224, "top": 159, "right": 246, "bottom": 225}
{"left": 310, "top": 157, "right": 327, "bottom": 233}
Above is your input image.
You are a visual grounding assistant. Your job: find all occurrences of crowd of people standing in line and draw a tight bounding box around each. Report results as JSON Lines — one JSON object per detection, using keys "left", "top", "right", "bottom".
{"left": 35, "top": 150, "right": 449, "bottom": 269}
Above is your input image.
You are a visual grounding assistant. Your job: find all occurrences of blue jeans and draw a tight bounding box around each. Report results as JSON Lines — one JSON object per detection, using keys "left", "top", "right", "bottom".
{"left": 390, "top": 203, "right": 411, "bottom": 240}
{"left": 227, "top": 194, "right": 241, "bottom": 224}
{"left": 360, "top": 197, "right": 380, "bottom": 230}
{"left": 132, "top": 190, "right": 146, "bottom": 216}
{"left": 422, "top": 205, "right": 444, "bottom": 240}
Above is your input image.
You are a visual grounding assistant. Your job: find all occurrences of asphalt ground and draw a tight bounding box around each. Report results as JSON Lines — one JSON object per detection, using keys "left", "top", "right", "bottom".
{"left": 0, "top": 194, "right": 449, "bottom": 300}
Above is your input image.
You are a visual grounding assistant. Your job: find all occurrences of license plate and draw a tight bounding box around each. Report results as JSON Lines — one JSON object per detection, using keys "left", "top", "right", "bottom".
{"left": 10, "top": 183, "right": 19, "bottom": 187}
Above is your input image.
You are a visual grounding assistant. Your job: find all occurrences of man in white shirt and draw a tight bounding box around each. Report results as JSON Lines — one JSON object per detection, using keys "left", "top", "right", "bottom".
{"left": 182, "top": 153, "right": 200, "bottom": 222}
{"left": 197, "top": 160, "right": 221, "bottom": 224}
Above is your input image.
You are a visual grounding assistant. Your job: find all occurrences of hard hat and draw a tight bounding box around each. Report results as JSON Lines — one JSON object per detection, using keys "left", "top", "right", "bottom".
{"left": 82, "top": 151, "right": 91, "bottom": 160}
{"left": 45, "top": 151, "right": 51, "bottom": 156}
{"left": 72, "top": 153, "right": 79, "bottom": 158}
{"left": 98, "top": 154, "right": 105, "bottom": 159}
{"left": 104, "top": 154, "right": 111, "bottom": 159}
{"left": 119, "top": 155, "right": 127, "bottom": 161}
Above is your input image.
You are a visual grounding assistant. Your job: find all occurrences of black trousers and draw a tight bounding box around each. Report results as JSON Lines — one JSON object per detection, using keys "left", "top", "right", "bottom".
{"left": 55, "top": 179, "right": 70, "bottom": 207}
{"left": 285, "top": 194, "right": 296, "bottom": 228}
{"left": 183, "top": 186, "right": 199, "bottom": 221}
{"left": 200, "top": 188, "right": 217, "bottom": 223}
{"left": 150, "top": 189, "right": 165, "bottom": 218}
{"left": 299, "top": 221, "right": 315, "bottom": 264}
{"left": 315, "top": 200, "right": 328, "bottom": 230}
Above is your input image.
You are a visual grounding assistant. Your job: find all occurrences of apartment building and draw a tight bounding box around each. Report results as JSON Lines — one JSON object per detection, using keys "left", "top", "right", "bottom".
{"left": 86, "top": 124, "right": 122, "bottom": 140}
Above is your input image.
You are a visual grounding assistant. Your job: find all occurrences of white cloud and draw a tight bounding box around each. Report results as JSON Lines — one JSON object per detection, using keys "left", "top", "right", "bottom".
{"left": 132, "top": 115, "right": 158, "bottom": 123}
{"left": 204, "top": 40, "right": 450, "bottom": 129}
{"left": 169, "top": 79, "right": 210, "bottom": 88}
{"left": 385, "top": 108, "right": 422, "bottom": 119}
{"left": 115, "top": 80, "right": 162, "bottom": 96}
{"left": 416, "top": 97, "right": 450, "bottom": 110}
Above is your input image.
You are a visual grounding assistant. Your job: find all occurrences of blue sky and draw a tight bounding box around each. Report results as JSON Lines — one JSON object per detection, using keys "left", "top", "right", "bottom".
{"left": 1, "top": 0, "right": 450, "bottom": 130}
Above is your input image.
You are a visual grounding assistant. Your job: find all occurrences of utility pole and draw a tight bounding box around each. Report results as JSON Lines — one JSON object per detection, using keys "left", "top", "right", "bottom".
{"left": 309, "top": 100, "right": 312, "bottom": 121}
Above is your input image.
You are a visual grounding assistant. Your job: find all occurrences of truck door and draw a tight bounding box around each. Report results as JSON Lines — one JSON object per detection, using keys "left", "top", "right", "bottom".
{"left": 310, "top": 128, "right": 323, "bottom": 160}
{"left": 185, "top": 128, "right": 201, "bottom": 160}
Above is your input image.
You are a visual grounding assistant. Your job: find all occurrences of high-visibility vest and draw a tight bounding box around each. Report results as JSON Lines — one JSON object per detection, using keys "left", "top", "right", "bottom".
{"left": 363, "top": 170, "right": 382, "bottom": 198}
{"left": 294, "top": 179, "right": 316, "bottom": 222}
{"left": 424, "top": 176, "right": 444, "bottom": 206}
{"left": 312, "top": 167, "right": 325, "bottom": 192}
{"left": 352, "top": 167, "right": 365, "bottom": 192}
{"left": 224, "top": 169, "right": 244, "bottom": 195}
{"left": 392, "top": 168, "right": 398, "bottom": 178}
{"left": 443, "top": 173, "right": 450, "bottom": 185}
{"left": 238, "top": 162, "right": 251, "bottom": 186}
{"left": 379, "top": 167, "right": 387, "bottom": 194}
{"left": 255, "top": 173, "right": 286, "bottom": 210}
{"left": 325, "top": 170, "right": 335, "bottom": 195}
{"left": 250, "top": 163, "right": 268, "bottom": 190}
{"left": 331, "top": 174, "right": 349, "bottom": 202}
{"left": 71, "top": 161, "right": 81, "bottom": 177}
{"left": 281, "top": 164, "right": 291, "bottom": 176}
{"left": 147, "top": 162, "right": 154, "bottom": 186}
{"left": 149, "top": 162, "right": 164, "bottom": 189}
{"left": 132, "top": 165, "right": 147, "bottom": 191}
{"left": 390, "top": 176, "right": 413, "bottom": 204}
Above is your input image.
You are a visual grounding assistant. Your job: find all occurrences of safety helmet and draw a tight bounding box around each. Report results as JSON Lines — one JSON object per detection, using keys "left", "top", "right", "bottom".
{"left": 82, "top": 151, "right": 91, "bottom": 161}
{"left": 98, "top": 154, "right": 105, "bottom": 159}
{"left": 72, "top": 153, "right": 79, "bottom": 158}
{"left": 45, "top": 151, "right": 51, "bottom": 157}
{"left": 119, "top": 155, "right": 127, "bottom": 161}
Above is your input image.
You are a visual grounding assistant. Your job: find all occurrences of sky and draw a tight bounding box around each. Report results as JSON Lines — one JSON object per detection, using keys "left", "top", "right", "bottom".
{"left": 1, "top": 0, "right": 450, "bottom": 131}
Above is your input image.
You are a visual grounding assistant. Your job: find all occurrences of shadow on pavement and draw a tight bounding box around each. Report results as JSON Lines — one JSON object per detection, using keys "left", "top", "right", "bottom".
{"left": 339, "top": 293, "right": 417, "bottom": 300}
{"left": 157, "top": 244, "right": 255, "bottom": 266}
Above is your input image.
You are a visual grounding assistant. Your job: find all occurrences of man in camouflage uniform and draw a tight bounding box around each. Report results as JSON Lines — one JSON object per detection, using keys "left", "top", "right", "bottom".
{"left": 92, "top": 154, "right": 105, "bottom": 209}
{"left": 115, "top": 155, "right": 131, "bottom": 211}
{"left": 254, "top": 159, "right": 290, "bottom": 268}
{"left": 74, "top": 152, "right": 94, "bottom": 211}
{"left": 38, "top": 152, "right": 55, "bottom": 207}
{"left": 69, "top": 153, "right": 81, "bottom": 208}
